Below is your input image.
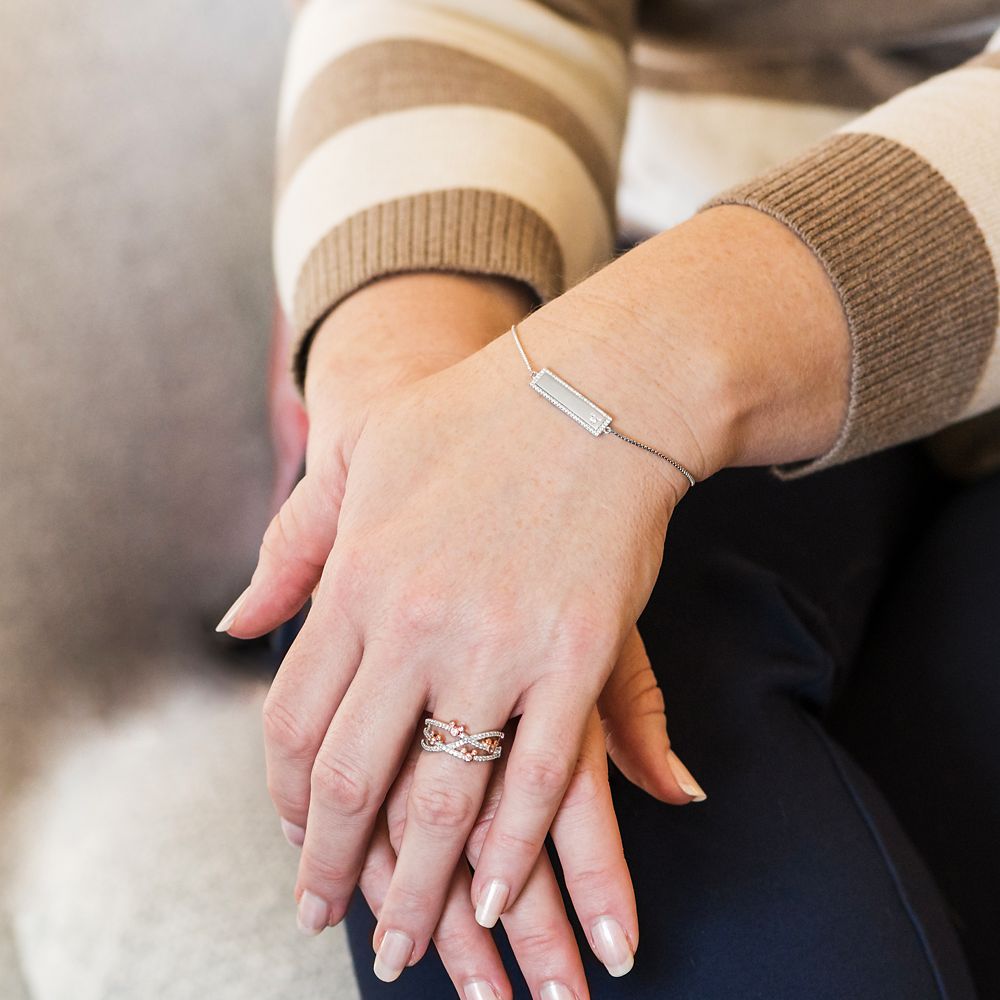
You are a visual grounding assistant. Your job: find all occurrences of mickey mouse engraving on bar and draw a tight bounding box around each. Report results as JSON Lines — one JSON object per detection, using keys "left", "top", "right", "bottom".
{"left": 530, "top": 368, "right": 613, "bottom": 437}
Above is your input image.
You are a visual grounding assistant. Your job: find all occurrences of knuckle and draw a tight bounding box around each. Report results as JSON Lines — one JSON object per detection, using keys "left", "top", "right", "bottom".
{"left": 311, "top": 754, "right": 376, "bottom": 817}
{"left": 261, "top": 502, "right": 299, "bottom": 561}
{"left": 433, "top": 918, "right": 480, "bottom": 959}
{"left": 302, "top": 849, "right": 356, "bottom": 890}
{"left": 508, "top": 924, "right": 564, "bottom": 962}
{"left": 491, "top": 827, "right": 543, "bottom": 861}
{"left": 551, "top": 607, "right": 619, "bottom": 663}
{"left": 620, "top": 665, "right": 666, "bottom": 715}
{"left": 515, "top": 752, "right": 573, "bottom": 800}
{"left": 390, "top": 588, "right": 452, "bottom": 640}
{"left": 561, "top": 761, "right": 606, "bottom": 813}
{"left": 262, "top": 695, "right": 319, "bottom": 762}
{"left": 565, "top": 862, "right": 625, "bottom": 905}
{"left": 384, "top": 880, "right": 434, "bottom": 922}
{"left": 326, "top": 543, "right": 369, "bottom": 596}
{"left": 409, "top": 781, "right": 477, "bottom": 832}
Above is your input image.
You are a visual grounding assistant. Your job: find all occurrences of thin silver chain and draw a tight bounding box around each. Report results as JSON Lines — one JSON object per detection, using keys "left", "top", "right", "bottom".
{"left": 509, "top": 323, "right": 696, "bottom": 488}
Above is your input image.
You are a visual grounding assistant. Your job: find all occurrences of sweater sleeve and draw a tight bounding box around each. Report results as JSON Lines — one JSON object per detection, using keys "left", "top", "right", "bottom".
{"left": 699, "top": 27, "right": 1000, "bottom": 481}
{"left": 273, "top": 0, "right": 635, "bottom": 395}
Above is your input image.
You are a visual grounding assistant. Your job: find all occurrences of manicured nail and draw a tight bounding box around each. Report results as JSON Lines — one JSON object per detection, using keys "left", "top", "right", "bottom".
{"left": 296, "top": 890, "right": 328, "bottom": 935}
{"left": 539, "top": 982, "right": 574, "bottom": 1000}
{"left": 280, "top": 817, "right": 305, "bottom": 847}
{"left": 215, "top": 585, "right": 250, "bottom": 632}
{"left": 373, "top": 929, "right": 414, "bottom": 982}
{"left": 592, "top": 916, "right": 634, "bottom": 977}
{"left": 475, "top": 879, "right": 509, "bottom": 928}
{"left": 667, "top": 749, "right": 707, "bottom": 801}
{"left": 464, "top": 980, "right": 500, "bottom": 1000}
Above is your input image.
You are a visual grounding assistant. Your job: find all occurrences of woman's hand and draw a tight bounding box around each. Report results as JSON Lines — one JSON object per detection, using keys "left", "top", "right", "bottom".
{"left": 253, "top": 271, "right": 538, "bottom": 604}
{"left": 253, "top": 270, "right": 705, "bottom": 992}
{"left": 301, "top": 628, "right": 700, "bottom": 1000}
{"left": 229, "top": 289, "right": 717, "bottom": 983}
{"left": 231, "top": 204, "right": 850, "bottom": 988}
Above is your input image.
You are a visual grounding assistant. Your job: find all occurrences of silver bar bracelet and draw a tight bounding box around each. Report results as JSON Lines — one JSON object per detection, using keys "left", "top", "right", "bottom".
{"left": 509, "top": 323, "right": 696, "bottom": 488}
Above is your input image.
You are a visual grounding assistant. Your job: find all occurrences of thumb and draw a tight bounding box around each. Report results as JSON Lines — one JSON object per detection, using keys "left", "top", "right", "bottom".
{"left": 598, "top": 625, "right": 707, "bottom": 804}
{"left": 216, "top": 464, "right": 345, "bottom": 639}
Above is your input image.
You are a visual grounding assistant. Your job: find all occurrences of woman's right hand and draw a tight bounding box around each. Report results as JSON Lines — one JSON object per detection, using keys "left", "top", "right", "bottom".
{"left": 255, "top": 271, "right": 536, "bottom": 625}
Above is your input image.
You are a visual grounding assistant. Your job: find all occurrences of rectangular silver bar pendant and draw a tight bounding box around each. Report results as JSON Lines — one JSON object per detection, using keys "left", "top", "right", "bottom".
{"left": 530, "top": 367, "right": 612, "bottom": 436}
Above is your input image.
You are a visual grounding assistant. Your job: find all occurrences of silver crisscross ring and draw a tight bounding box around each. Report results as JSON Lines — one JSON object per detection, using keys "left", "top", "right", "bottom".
{"left": 420, "top": 718, "right": 505, "bottom": 763}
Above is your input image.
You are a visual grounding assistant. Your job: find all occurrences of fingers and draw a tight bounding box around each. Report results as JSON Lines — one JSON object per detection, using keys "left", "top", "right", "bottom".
{"left": 470, "top": 678, "right": 592, "bottom": 930}
{"left": 463, "top": 748, "right": 591, "bottom": 1000}
{"left": 383, "top": 740, "right": 591, "bottom": 999}
{"left": 359, "top": 813, "right": 511, "bottom": 999}
{"left": 294, "top": 655, "right": 429, "bottom": 930}
{"left": 261, "top": 603, "right": 363, "bottom": 834}
{"left": 550, "top": 710, "right": 636, "bottom": 978}
{"left": 371, "top": 705, "right": 507, "bottom": 974}
{"left": 216, "top": 469, "right": 342, "bottom": 638}
{"left": 598, "top": 625, "right": 706, "bottom": 804}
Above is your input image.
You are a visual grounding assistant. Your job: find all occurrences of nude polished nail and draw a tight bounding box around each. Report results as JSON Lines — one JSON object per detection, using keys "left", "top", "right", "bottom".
{"left": 280, "top": 817, "right": 305, "bottom": 847}
{"left": 464, "top": 980, "right": 500, "bottom": 1000}
{"left": 296, "top": 890, "right": 328, "bottom": 935}
{"left": 215, "top": 585, "right": 250, "bottom": 632}
{"left": 592, "top": 915, "right": 634, "bottom": 977}
{"left": 667, "top": 749, "right": 707, "bottom": 801}
{"left": 539, "top": 981, "right": 574, "bottom": 1000}
{"left": 373, "top": 929, "right": 414, "bottom": 982}
{"left": 475, "top": 879, "right": 509, "bottom": 928}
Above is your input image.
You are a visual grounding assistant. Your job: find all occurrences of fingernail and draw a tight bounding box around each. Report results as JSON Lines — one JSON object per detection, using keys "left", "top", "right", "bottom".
{"left": 280, "top": 818, "right": 305, "bottom": 847}
{"left": 539, "top": 982, "right": 574, "bottom": 1000}
{"left": 296, "top": 890, "right": 328, "bottom": 935}
{"left": 464, "top": 981, "right": 500, "bottom": 1000}
{"left": 373, "top": 929, "right": 414, "bottom": 982}
{"left": 215, "top": 585, "right": 250, "bottom": 632}
{"left": 592, "top": 915, "right": 634, "bottom": 977}
{"left": 667, "top": 749, "right": 707, "bottom": 801}
{"left": 475, "top": 879, "right": 509, "bottom": 928}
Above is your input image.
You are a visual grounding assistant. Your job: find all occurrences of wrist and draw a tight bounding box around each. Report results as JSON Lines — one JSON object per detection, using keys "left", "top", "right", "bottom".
{"left": 536, "top": 206, "right": 850, "bottom": 480}
{"left": 303, "top": 271, "right": 538, "bottom": 416}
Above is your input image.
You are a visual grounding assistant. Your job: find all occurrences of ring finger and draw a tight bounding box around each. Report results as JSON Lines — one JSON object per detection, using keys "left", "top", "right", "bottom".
{"left": 386, "top": 737, "right": 590, "bottom": 999}
{"left": 371, "top": 699, "right": 512, "bottom": 980}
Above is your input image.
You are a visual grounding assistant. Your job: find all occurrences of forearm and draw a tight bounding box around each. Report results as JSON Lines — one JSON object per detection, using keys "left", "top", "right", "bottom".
{"left": 509, "top": 205, "right": 850, "bottom": 485}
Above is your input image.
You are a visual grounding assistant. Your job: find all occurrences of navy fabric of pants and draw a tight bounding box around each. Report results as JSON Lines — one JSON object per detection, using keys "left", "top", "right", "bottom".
{"left": 329, "top": 439, "right": 997, "bottom": 999}
{"left": 829, "top": 467, "right": 1000, "bottom": 1000}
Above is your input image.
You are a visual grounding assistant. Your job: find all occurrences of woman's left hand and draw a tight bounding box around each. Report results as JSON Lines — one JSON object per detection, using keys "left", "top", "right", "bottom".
{"left": 228, "top": 291, "right": 717, "bottom": 981}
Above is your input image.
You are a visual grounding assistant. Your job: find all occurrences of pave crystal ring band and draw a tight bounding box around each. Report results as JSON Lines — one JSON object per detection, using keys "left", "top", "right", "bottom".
{"left": 420, "top": 718, "right": 505, "bottom": 763}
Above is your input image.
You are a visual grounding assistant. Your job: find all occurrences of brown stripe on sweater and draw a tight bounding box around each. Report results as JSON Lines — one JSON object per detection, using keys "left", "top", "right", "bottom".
{"left": 290, "top": 188, "right": 564, "bottom": 392}
{"left": 277, "top": 38, "right": 616, "bottom": 217}
{"left": 702, "top": 131, "right": 999, "bottom": 479}
{"left": 544, "top": 0, "right": 634, "bottom": 47}
{"left": 633, "top": 52, "right": 924, "bottom": 109}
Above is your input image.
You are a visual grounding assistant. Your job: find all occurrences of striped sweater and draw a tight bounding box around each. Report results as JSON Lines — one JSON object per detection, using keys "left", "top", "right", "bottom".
{"left": 273, "top": 0, "right": 1000, "bottom": 481}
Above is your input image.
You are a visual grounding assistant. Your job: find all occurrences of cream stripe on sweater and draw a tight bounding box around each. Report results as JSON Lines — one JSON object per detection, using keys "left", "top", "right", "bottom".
{"left": 273, "top": 0, "right": 1000, "bottom": 481}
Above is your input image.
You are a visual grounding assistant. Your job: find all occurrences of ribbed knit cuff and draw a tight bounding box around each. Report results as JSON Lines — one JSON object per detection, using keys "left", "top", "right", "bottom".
{"left": 288, "top": 189, "right": 565, "bottom": 396}
{"left": 699, "top": 131, "right": 998, "bottom": 480}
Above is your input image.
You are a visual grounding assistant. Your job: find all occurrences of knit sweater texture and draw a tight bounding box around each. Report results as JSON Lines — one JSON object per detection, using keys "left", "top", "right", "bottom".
{"left": 272, "top": 0, "right": 1000, "bottom": 481}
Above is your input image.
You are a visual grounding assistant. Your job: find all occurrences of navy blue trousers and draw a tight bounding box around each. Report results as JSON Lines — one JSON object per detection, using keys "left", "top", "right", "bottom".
{"left": 319, "top": 440, "right": 1000, "bottom": 999}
